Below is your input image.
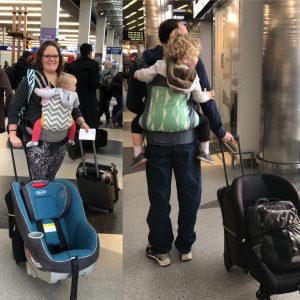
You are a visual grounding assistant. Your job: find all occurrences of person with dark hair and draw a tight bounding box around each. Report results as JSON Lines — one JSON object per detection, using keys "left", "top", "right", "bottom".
{"left": 6, "top": 50, "right": 33, "bottom": 90}
{"left": 111, "top": 72, "right": 123, "bottom": 127}
{"left": 0, "top": 69, "right": 13, "bottom": 133}
{"left": 66, "top": 43, "right": 100, "bottom": 129}
{"left": 126, "top": 19, "right": 233, "bottom": 267}
{"left": 99, "top": 61, "right": 114, "bottom": 126}
{"left": 8, "top": 40, "right": 89, "bottom": 180}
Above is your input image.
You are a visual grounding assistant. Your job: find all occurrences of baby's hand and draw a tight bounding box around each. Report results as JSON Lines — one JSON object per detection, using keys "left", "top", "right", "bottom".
{"left": 208, "top": 90, "right": 215, "bottom": 99}
{"left": 204, "top": 88, "right": 215, "bottom": 99}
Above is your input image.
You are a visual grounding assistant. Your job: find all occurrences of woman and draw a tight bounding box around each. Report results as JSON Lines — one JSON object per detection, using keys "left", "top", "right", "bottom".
{"left": 8, "top": 40, "right": 89, "bottom": 180}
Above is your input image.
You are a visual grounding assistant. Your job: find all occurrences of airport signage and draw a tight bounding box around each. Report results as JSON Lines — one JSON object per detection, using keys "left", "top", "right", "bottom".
{"left": 106, "top": 47, "right": 122, "bottom": 55}
{"left": 173, "top": 9, "right": 192, "bottom": 21}
{"left": 123, "top": 30, "right": 145, "bottom": 42}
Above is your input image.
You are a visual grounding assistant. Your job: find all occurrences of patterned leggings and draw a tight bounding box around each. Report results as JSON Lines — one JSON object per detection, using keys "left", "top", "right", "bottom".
{"left": 24, "top": 140, "right": 66, "bottom": 181}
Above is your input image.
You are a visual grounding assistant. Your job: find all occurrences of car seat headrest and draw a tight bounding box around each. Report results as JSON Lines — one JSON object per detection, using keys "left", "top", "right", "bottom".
{"left": 21, "top": 181, "right": 71, "bottom": 222}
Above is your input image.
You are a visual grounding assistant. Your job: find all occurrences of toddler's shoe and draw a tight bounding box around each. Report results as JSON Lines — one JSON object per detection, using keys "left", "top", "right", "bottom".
{"left": 196, "top": 151, "right": 215, "bottom": 164}
{"left": 131, "top": 152, "right": 148, "bottom": 169}
{"left": 68, "top": 140, "right": 75, "bottom": 145}
{"left": 26, "top": 141, "right": 38, "bottom": 147}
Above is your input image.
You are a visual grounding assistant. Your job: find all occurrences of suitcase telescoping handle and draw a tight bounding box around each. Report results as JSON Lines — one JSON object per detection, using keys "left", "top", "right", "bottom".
{"left": 78, "top": 129, "right": 100, "bottom": 179}
{"left": 9, "top": 141, "right": 32, "bottom": 182}
{"left": 219, "top": 134, "right": 244, "bottom": 187}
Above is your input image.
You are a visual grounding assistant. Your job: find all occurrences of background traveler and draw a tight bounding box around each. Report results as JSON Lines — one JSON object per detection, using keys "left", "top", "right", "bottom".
{"left": 111, "top": 71, "right": 123, "bottom": 128}
{"left": 66, "top": 43, "right": 100, "bottom": 129}
{"left": 0, "top": 68, "right": 13, "bottom": 133}
{"left": 99, "top": 61, "right": 114, "bottom": 126}
{"left": 6, "top": 50, "right": 33, "bottom": 90}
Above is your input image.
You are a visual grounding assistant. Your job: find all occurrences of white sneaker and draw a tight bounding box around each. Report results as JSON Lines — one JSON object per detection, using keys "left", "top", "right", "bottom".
{"left": 146, "top": 245, "right": 171, "bottom": 267}
{"left": 180, "top": 252, "right": 193, "bottom": 261}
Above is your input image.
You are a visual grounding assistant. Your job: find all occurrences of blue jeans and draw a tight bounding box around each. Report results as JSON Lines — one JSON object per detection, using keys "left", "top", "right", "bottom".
{"left": 145, "top": 142, "right": 202, "bottom": 254}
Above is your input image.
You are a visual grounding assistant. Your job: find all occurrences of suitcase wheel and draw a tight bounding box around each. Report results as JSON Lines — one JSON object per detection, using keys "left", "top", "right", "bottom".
{"left": 104, "top": 176, "right": 111, "bottom": 184}
{"left": 224, "top": 252, "right": 233, "bottom": 272}
{"left": 256, "top": 288, "right": 271, "bottom": 300}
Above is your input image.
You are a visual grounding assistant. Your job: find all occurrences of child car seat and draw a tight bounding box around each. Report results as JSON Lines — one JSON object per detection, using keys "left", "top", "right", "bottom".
{"left": 11, "top": 179, "right": 100, "bottom": 299}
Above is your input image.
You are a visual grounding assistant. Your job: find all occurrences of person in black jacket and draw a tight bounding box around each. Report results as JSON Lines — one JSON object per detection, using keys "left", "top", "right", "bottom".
{"left": 111, "top": 72, "right": 123, "bottom": 127}
{"left": 0, "top": 69, "right": 13, "bottom": 133}
{"left": 66, "top": 43, "right": 100, "bottom": 129}
{"left": 127, "top": 19, "right": 233, "bottom": 267}
{"left": 6, "top": 50, "right": 33, "bottom": 90}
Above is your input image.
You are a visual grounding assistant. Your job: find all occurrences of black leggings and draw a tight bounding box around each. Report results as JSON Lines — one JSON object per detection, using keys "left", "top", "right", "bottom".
{"left": 131, "top": 114, "right": 144, "bottom": 134}
{"left": 195, "top": 111, "right": 210, "bottom": 142}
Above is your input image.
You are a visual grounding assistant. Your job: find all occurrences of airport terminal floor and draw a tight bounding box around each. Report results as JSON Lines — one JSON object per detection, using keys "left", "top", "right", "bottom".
{"left": 0, "top": 101, "right": 123, "bottom": 300}
{"left": 122, "top": 110, "right": 300, "bottom": 300}
{"left": 1, "top": 110, "right": 300, "bottom": 300}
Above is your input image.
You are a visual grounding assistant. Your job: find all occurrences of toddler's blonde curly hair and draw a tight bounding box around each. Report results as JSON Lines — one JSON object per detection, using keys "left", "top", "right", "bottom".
{"left": 164, "top": 29, "right": 201, "bottom": 62}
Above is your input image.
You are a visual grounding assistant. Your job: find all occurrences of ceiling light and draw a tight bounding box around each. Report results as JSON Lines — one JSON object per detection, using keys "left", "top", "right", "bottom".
{"left": 123, "top": 0, "right": 138, "bottom": 10}
{"left": 128, "top": 26, "right": 136, "bottom": 30}
{"left": 138, "top": 16, "right": 143, "bottom": 19}
{"left": 138, "top": 7, "right": 143, "bottom": 11}
{"left": 59, "top": 22, "right": 79, "bottom": 26}
{"left": 177, "top": 4, "right": 188, "bottom": 10}
{"left": 124, "top": 12, "right": 137, "bottom": 19}
{"left": 126, "top": 20, "right": 137, "bottom": 26}
{"left": 0, "top": 0, "right": 41, "bottom": 3}
{"left": 0, "top": 6, "right": 41, "bottom": 11}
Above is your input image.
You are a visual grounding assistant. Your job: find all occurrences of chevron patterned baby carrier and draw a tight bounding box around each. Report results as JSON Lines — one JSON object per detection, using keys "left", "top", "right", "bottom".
{"left": 41, "top": 95, "right": 73, "bottom": 131}
{"left": 27, "top": 70, "right": 73, "bottom": 132}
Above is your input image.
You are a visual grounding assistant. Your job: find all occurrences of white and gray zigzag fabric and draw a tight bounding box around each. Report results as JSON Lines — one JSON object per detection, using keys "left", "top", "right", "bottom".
{"left": 42, "top": 94, "right": 73, "bottom": 131}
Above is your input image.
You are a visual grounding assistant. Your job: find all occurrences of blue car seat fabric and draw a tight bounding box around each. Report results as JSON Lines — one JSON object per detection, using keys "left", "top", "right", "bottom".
{"left": 11, "top": 179, "right": 99, "bottom": 274}
{"left": 21, "top": 181, "right": 71, "bottom": 252}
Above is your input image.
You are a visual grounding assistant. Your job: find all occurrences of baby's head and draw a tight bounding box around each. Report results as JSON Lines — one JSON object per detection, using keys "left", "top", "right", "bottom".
{"left": 164, "top": 29, "right": 201, "bottom": 69}
{"left": 57, "top": 73, "right": 77, "bottom": 92}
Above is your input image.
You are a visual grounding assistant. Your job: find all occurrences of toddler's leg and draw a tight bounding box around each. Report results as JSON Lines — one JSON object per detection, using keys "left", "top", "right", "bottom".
{"left": 26, "top": 119, "right": 42, "bottom": 147}
{"left": 68, "top": 121, "right": 77, "bottom": 145}
{"left": 131, "top": 115, "right": 147, "bottom": 169}
{"left": 195, "top": 112, "right": 214, "bottom": 164}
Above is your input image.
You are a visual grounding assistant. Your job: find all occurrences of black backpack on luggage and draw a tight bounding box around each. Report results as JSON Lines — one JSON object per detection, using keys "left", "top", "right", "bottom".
{"left": 246, "top": 198, "right": 300, "bottom": 271}
{"left": 217, "top": 136, "right": 300, "bottom": 299}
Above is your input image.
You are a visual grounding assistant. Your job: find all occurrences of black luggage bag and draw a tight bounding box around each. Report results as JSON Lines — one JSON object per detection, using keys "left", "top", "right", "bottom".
{"left": 76, "top": 138, "right": 119, "bottom": 212}
{"left": 5, "top": 190, "right": 27, "bottom": 264}
{"left": 217, "top": 136, "right": 300, "bottom": 299}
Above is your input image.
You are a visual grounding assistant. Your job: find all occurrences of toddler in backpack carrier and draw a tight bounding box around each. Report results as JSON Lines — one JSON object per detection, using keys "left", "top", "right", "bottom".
{"left": 246, "top": 198, "right": 300, "bottom": 271}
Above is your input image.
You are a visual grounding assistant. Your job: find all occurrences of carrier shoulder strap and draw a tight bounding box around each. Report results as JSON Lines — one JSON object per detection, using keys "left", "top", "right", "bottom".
{"left": 27, "top": 69, "right": 36, "bottom": 104}
{"left": 26, "top": 69, "right": 49, "bottom": 104}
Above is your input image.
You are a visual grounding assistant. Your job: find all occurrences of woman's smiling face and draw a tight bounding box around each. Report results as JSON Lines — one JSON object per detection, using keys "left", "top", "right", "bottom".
{"left": 41, "top": 45, "right": 59, "bottom": 73}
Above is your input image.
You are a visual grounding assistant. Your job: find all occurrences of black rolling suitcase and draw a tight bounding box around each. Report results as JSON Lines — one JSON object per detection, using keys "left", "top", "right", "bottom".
{"left": 76, "top": 135, "right": 119, "bottom": 212}
{"left": 217, "top": 135, "right": 300, "bottom": 299}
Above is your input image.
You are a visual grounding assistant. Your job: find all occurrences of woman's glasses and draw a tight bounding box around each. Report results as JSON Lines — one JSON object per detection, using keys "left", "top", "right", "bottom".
{"left": 42, "top": 54, "right": 59, "bottom": 60}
